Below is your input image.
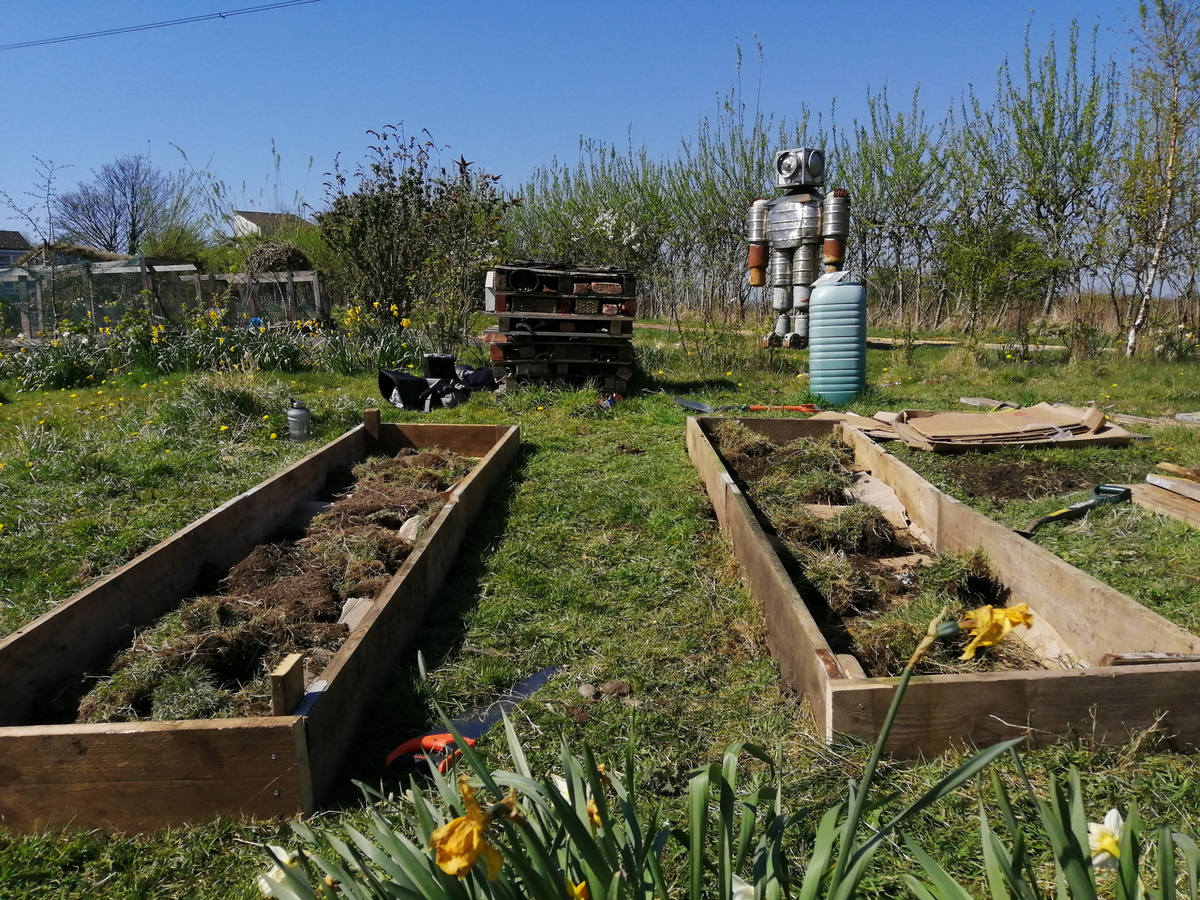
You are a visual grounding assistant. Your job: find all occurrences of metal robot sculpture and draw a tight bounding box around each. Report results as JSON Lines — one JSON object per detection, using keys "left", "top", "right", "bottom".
{"left": 746, "top": 147, "right": 850, "bottom": 347}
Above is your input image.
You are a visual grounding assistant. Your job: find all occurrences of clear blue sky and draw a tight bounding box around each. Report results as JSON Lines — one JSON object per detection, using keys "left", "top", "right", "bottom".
{"left": 1, "top": 0, "right": 1133, "bottom": 238}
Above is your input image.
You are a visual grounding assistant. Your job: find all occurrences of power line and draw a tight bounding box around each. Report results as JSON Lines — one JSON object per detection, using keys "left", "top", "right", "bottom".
{"left": 0, "top": 0, "right": 326, "bottom": 52}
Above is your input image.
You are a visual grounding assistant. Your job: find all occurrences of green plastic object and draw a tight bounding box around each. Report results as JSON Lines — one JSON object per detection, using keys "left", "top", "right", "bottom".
{"left": 808, "top": 271, "right": 867, "bottom": 405}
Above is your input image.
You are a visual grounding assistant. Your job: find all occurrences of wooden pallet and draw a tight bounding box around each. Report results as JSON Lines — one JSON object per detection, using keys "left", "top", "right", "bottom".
{"left": 485, "top": 264, "right": 638, "bottom": 389}
{"left": 687, "top": 416, "right": 1200, "bottom": 757}
{"left": 0, "top": 413, "right": 519, "bottom": 832}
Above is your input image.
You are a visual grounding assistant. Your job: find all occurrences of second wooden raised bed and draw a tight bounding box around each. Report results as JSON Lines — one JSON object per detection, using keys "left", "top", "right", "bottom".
{"left": 687, "top": 415, "right": 1200, "bottom": 757}
{"left": 0, "top": 412, "right": 519, "bottom": 832}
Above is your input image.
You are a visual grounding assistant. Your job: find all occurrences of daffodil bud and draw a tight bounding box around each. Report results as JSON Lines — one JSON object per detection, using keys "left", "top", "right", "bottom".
{"left": 936, "top": 621, "right": 962, "bottom": 639}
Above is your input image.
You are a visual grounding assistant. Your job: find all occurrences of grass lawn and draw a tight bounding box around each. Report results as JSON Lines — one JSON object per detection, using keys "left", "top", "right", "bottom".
{"left": 1, "top": 333, "right": 1199, "bottom": 898}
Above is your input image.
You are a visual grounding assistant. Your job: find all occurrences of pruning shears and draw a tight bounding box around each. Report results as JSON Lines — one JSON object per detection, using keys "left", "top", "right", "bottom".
{"left": 384, "top": 665, "right": 560, "bottom": 776}
{"left": 385, "top": 732, "right": 477, "bottom": 774}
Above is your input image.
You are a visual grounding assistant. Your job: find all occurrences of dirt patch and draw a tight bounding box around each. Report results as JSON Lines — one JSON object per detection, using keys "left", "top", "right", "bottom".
{"left": 943, "top": 458, "right": 1091, "bottom": 502}
{"left": 74, "top": 448, "right": 475, "bottom": 723}
{"left": 709, "top": 422, "right": 1033, "bottom": 677}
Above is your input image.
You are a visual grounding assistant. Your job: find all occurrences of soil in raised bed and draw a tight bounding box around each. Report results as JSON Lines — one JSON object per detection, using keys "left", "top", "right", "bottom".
{"left": 73, "top": 448, "right": 476, "bottom": 723}
{"left": 710, "top": 421, "right": 1042, "bottom": 676}
{"left": 941, "top": 457, "right": 1092, "bottom": 502}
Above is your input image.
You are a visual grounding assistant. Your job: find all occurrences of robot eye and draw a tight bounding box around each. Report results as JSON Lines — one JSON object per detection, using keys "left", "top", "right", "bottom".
{"left": 776, "top": 153, "right": 799, "bottom": 178}
{"left": 806, "top": 150, "right": 824, "bottom": 177}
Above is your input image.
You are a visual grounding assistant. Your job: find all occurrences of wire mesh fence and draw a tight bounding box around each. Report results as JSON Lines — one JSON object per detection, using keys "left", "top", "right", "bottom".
{"left": 0, "top": 261, "right": 326, "bottom": 337}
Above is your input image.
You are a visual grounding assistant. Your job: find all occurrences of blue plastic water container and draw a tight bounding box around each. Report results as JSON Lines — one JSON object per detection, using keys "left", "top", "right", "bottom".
{"left": 808, "top": 271, "right": 866, "bottom": 405}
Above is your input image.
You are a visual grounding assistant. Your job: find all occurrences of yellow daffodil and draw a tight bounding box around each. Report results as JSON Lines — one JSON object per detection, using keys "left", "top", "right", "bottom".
{"left": 567, "top": 879, "right": 590, "bottom": 899}
{"left": 587, "top": 797, "right": 601, "bottom": 829}
{"left": 958, "top": 604, "right": 1033, "bottom": 660}
{"left": 429, "top": 775, "right": 517, "bottom": 881}
{"left": 1088, "top": 808, "right": 1123, "bottom": 867}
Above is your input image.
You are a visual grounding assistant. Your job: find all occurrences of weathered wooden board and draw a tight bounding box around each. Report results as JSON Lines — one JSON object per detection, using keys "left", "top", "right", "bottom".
{"left": 1147, "top": 472, "right": 1200, "bottom": 503}
{"left": 0, "top": 416, "right": 518, "bottom": 832}
{"left": 1128, "top": 482, "right": 1200, "bottom": 529}
{"left": 303, "top": 424, "right": 520, "bottom": 799}
{"left": 0, "top": 718, "right": 308, "bottom": 832}
{"left": 687, "top": 418, "right": 846, "bottom": 731}
{"left": 688, "top": 415, "right": 1200, "bottom": 756}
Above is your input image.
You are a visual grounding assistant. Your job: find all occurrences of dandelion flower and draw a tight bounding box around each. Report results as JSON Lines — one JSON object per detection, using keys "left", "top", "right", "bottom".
{"left": 1088, "top": 808, "right": 1123, "bottom": 867}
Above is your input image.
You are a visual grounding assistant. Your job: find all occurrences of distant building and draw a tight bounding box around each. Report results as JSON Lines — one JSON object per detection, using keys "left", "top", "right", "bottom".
{"left": 0, "top": 230, "right": 32, "bottom": 267}
{"left": 230, "top": 210, "right": 311, "bottom": 239}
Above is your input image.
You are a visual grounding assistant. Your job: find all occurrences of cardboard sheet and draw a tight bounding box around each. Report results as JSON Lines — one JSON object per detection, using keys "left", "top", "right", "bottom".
{"left": 892, "top": 403, "right": 1134, "bottom": 452}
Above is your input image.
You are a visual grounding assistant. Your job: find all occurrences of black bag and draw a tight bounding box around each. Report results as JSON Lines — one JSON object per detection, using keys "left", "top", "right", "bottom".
{"left": 378, "top": 370, "right": 429, "bottom": 410}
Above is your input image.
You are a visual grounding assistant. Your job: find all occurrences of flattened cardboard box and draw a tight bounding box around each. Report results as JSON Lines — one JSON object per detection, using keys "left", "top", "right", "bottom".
{"left": 893, "top": 403, "right": 1132, "bottom": 452}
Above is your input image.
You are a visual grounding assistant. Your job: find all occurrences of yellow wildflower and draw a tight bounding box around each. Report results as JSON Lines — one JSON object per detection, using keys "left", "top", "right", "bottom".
{"left": 429, "top": 775, "right": 517, "bottom": 880}
{"left": 1088, "top": 808, "right": 1123, "bottom": 868}
{"left": 401, "top": 317, "right": 411, "bottom": 328}
{"left": 567, "top": 879, "right": 590, "bottom": 899}
{"left": 958, "top": 604, "right": 1033, "bottom": 660}
{"left": 587, "top": 797, "right": 601, "bottom": 829}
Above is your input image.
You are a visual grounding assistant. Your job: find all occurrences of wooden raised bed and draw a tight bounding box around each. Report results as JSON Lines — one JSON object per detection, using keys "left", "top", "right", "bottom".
{"left": 687, "top": 415, "right": 1200, "bottom": 757}
{"left": 0, "top": 412, "right": 519, "bottom": 832}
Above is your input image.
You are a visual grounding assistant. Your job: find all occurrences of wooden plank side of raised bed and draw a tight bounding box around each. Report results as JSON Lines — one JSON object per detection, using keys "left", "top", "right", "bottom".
{"left": 302, "top": 425, "right": 521, "bottom": 801}
{"left": 686, "top": 417, "right": 844, "bottom": 733}
{"left": 930, "top": 495, "right": 1200, "bottom": 661}
{"left": 0, "top": 427, "right": 368, "bottom": 727}
{"left": 378, "top": 422, "right": 518, "bottom": 459}
{"left": 0, "top": 717, "right": 309, "bottom": 832}
{"left": 838, "top": 424, "right": 940, "bottom": 540}
{"left": 830, "top": 662, "right": 1200, "bottom": 757}
{"left": 842, "top": 425, "right": 1200, "bottom": 663}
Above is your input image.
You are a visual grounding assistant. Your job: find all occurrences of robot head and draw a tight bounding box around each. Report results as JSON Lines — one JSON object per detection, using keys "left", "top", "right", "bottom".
{"left": 774, "top": 147, "right": 824, "bottom": 189}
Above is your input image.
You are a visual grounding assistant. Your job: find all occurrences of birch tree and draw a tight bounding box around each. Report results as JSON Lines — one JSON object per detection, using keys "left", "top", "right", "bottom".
{"left": 1121, "top": 0, "right": 1200, "bottom": 356}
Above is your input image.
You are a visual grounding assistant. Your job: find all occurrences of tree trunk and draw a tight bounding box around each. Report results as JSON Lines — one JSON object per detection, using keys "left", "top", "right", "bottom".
{"left": 1126, "top": 109, "right": 1180, "bottom": 357}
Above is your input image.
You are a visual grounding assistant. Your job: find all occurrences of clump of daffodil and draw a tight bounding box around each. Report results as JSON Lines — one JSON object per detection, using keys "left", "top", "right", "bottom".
{"left": 1088, "top": 807, "right": 1124, "bottom": 868}
{"left": 429, "top": 775, "right": 520, "bottom": 880}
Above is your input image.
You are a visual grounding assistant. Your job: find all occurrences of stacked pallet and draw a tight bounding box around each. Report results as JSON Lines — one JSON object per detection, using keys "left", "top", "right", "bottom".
{"left": 483, "top": 262, "right": 637, "bottom": 392}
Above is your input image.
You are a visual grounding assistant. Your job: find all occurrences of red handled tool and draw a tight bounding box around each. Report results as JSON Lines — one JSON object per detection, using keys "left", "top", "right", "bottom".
{"left": 386, "top": 665, "right": 560, "bottom": 775}
{"left": 385, "top": 733, "right": 476, "bottom": 773}
{"left": 673, "top": 397, "right": 819, "bottom": 414}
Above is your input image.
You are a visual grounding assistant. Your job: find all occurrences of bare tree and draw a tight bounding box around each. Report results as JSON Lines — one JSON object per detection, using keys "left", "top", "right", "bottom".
{"left": 53, "top": 154, "right": 199, "bottom": 255}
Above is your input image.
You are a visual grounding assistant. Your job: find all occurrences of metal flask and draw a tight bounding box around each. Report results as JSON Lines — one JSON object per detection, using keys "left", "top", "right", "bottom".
{"left": 287, "top": 399, "right": 312, "bottom": 442}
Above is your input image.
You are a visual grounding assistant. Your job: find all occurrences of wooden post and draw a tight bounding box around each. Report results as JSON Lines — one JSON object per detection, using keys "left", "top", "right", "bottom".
{"left": 364, "top": 409, "right": 381, "bottom": 455}
{"left": 33, "top": 277, "right": 43, "bottom": 335}
{"left": 270, "top": 653, "right": 306, "bottom": 716}
{"left": 312, "top": 271, "right": 325, "bottom": 321}
{"left": 285, "top": 269, "right": 296, "bottom": 322}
